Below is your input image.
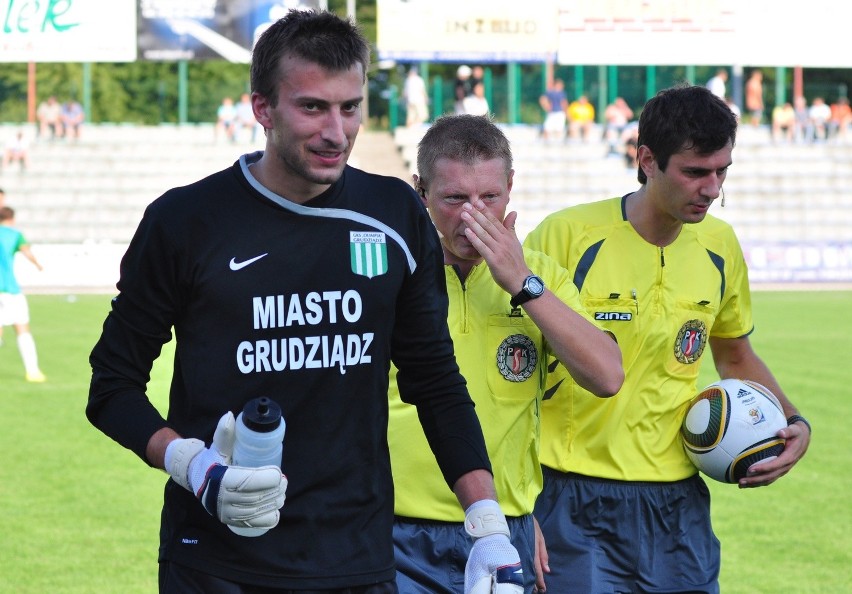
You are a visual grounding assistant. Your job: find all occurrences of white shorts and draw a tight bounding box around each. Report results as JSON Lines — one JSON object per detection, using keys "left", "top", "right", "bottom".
{"left": 544, "top": 111, "right": 566, "bottom": 134}
{"left": 0, "top": 293, "right": 30, "bottom": 326}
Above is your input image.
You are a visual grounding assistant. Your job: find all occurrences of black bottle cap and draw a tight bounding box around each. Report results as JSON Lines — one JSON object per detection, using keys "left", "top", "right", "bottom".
{"left": 241, "top": 397, "right": 282, "bottom": 433}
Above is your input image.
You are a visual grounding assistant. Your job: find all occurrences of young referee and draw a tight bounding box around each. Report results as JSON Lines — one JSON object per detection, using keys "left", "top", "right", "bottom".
{"left": 526, "top": 84, "right": 812, "bottom": 593}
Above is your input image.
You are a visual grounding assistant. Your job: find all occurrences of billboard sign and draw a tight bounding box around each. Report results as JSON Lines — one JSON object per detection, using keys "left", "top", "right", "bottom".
{"left": 744, "top": 242, "right": 852, "bottom": 284}
{"left": 557, "top": 0, "right": 850, "bottom": 67}
{"left": 0, "top": 0, "right": 137, "bottom": 62}
{"left": 377, "top": 0, "right": 559, "bottom": 63}
{"left": 138, "top": 0, "right": 323, "bottom": 62}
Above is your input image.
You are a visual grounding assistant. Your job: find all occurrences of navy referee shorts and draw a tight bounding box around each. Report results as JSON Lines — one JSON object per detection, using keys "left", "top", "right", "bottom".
{"left": 393, "top": 514, "right": 536, "bottom": 594}
{"left": 533, "top": 467, "right": 720, "bottom": 594}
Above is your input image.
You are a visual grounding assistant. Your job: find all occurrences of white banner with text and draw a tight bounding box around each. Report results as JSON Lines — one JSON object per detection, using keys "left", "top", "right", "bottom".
{"left": 0, "top": 0, "right": 137, "bottom": 62}
{"left": 377, "top": 0, "right": 559, "bottom": 63}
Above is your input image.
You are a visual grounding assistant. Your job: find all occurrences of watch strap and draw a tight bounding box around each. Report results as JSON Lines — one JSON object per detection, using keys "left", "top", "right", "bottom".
{"left": 510, "top": 290, "right": 531, "bottom": 308}
{"left": 786, "top": 414, "right": 811, "bottom": 435}
{"left": 510, "top": 275, "right": 544, "bottom": 308}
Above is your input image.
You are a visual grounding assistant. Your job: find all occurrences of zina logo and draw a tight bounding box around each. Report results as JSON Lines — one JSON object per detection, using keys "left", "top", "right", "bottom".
{"left": 595, "top": 312, "right": 632, "bottom": 321}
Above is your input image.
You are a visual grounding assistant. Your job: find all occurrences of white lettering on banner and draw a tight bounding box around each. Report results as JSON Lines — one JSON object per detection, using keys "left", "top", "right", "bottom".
{"left": 253, "top": 290, "right": 363, "bottom": 329}
{"left": 376, "top": 0, "right": 559, "bottom": 62}
{"left": 236, "top": 334, "right": 374, "bottom": 375}
{"left": 2, "top": 0, "right": 78, "bottom": 34}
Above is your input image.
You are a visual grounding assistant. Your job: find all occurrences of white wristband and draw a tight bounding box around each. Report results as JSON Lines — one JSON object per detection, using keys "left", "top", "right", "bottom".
{"left": 464, "top": 499, "right": 510, "bottom": 539}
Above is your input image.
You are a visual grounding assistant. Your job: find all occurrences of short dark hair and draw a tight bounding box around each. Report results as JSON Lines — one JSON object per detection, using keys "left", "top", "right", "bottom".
{"left": 416, "top": 114, "right": 512, "bottom": 193}
{"left": 250, "top": 9, "right": 370, "bottom": 107}
{"left": 636, "top": 84, "right": 738, "bottom": 184}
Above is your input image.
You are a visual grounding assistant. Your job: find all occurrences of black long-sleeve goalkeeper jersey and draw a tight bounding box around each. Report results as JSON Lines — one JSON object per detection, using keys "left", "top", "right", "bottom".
{"left": 87, "top": 152, "right": 491, "bottom": 589}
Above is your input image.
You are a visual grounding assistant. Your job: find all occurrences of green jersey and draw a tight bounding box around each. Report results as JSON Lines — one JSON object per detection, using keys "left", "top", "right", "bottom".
{"left": 0, "top": 226, "right": 26, "bottom": 294}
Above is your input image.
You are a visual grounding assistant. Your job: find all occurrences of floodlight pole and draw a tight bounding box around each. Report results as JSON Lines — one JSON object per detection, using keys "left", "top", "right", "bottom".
{"left": 27, "top": 62, "right": 36, "bottom": 123}
{"left": 178, "top": 60, "right": 189, "bottom": 124}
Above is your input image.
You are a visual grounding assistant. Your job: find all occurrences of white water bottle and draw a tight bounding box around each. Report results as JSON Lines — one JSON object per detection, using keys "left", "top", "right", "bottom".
{"left": 230, "top": 396, "right": 285, "bottom": 537}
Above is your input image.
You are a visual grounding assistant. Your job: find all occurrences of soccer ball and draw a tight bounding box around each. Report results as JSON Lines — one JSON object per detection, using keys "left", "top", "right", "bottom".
{"left": 680, "top": 379, "right": 787, "bottom": 483}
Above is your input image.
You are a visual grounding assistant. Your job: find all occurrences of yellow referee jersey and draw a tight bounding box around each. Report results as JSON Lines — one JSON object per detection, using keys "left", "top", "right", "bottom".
{"left": 389, "top": 249, "right": 596, "bottom": 520}
{"left": 524, "top": 196, "right": 753, "bottom": 482}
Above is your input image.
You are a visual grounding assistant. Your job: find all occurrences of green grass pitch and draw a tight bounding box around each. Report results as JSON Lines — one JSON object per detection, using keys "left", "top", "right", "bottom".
{"left": 0, "top": 291, "right": 849, "bottom": 592}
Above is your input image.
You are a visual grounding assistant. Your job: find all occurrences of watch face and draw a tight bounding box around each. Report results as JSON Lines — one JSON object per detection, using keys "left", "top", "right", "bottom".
{"left": 526, "top": 275, "right": 545, "bottom": 296}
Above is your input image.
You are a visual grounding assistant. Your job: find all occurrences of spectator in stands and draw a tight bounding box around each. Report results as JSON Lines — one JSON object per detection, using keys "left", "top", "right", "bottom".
{"left": 793, "top": 95, "right": 812, "bottom": 143}
{"left": 808, "top": 97, "right": 832, "bottom": 142}
{"left": 36, "top": 96, "right": 62, "bottom": 140}
{"left": 539, "top": 78, "right": 568, "bottom": 141}
{"left": 771, "top": 102, "right": 796, "bottom": 143}
{"left": 744, "top": 70, "right": 764, "bottom": 127}
{"left": 234, "top": 92, "right": 259, "bottom": 143}
{"left": 603, "top": 97, "right": 634, "bottom": 155}
{"left": 705, "top": 68, "right": 728, "bottom": 99}
{"left": 470, "top": 66, "right": 485, "bottom": 92}
{"left": 402, "top": 66, "right": 429, "bottom": 127}
{"left": 60, "top": 99, "right": 85, "bottom": 140}
{"left": 828, "top": 96, "right": 852, "bottom": 141}
{"left": 567, "top": 94, "right": 596, "bottom": 141}
{"left": 454, "top": 65, "right": 473, "bottom": 115}
{"left": 0, "top": 206, "right": 46, "bottom": 382}
{"left": 621, "top": 121, "right": 639, "bottom": 169}
{"left": 2, "top": 130, "right": 31, "bottom": 172}
{"left": 216, "top": 96, "right": 237, "bottom": 142}
{"left": 462, "top": 81, "right": 489, "bottom": 116}
{"left": 725, "top": 97, "right": 741, "bottom": 122}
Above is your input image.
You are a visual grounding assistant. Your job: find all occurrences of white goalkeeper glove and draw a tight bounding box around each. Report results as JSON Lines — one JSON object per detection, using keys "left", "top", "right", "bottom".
{"left": 464, "top": 499, "right": 524, "bottom": 594}
{"left": 164, "top": 411, "right": 287, "bottom": 531}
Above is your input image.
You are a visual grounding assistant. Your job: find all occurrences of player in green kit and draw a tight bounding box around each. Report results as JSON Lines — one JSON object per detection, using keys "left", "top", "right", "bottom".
{"left": 0, "top": 206, "right": 46, "bottom": 382}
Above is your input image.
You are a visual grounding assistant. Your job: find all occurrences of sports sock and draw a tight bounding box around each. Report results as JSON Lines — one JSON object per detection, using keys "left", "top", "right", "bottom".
{"left": 17, "top": 332, "right": 42, "bottom": 375}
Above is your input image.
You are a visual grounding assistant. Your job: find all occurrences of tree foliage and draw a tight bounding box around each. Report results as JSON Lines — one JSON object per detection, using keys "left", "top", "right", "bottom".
{"left": 0, "top": 1, "right": 374, "bottom": 125}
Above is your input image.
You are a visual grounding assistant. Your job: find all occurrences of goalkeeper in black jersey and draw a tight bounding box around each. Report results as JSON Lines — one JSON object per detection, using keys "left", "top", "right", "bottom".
{"left": 87, "top": 10, "right": 520, "bottom": 593}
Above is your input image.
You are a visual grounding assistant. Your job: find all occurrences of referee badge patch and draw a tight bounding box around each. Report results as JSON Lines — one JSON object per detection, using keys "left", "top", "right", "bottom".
{"left": 496, "top": 334, "right": 538, "bottom": 382}
{"left": 350, "top": 231, "right": 388, "bottom": 278}
{"left": 674, "top": 319, "right": 707, "bottom": 364}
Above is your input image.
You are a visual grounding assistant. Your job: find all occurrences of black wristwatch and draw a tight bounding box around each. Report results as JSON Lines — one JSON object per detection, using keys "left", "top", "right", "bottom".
{"left": 510, "top": 275, "right": 545, "bottom": 308}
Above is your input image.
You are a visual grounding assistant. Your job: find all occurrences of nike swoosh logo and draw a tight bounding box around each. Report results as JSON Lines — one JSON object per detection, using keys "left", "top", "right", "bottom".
{"left": 229, "top": 253, "right": 268, "bottom": 271}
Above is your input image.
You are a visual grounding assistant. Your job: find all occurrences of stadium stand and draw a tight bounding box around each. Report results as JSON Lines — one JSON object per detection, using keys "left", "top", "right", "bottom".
{"left": 0, "top": 122, "right": 849, "bottom": 289}
{"left": 394, "top": 123, "right": 852, "bottom": 245}
{"left": 0, "top": 123, "right": 409, "bottom": 244}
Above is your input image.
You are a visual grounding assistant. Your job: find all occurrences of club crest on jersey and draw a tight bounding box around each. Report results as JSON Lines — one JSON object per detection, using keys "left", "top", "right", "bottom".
{"left": 496, "top": 334, "right": 538, "bottom": 382}
{"left": 350, "top": 231, "right": 388, "bottom": 278}
{"left": 674, "top": 319, "right": 707, "bottom": 364}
